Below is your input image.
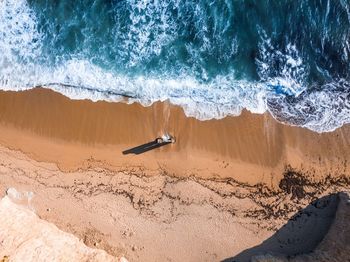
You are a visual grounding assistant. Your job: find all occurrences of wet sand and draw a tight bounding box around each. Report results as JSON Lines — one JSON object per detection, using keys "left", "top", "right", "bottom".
{"left": 0, "top": 87, "right": 349, "bottom": 189}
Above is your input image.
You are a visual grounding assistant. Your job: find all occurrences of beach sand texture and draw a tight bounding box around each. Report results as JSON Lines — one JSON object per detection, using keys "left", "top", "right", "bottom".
{"left": 0, "top": 144, "right": 348, "bottom": 261}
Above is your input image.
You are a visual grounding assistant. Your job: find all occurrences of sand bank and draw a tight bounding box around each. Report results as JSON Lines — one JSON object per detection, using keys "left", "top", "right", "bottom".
{"left": 0, "top": 88, "right": 349, "bottom": 189}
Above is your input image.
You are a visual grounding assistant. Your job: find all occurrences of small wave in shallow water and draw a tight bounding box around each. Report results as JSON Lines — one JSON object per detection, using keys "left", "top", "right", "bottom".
{"left": 0, "top": 0, "right": 350, "bottom": 132}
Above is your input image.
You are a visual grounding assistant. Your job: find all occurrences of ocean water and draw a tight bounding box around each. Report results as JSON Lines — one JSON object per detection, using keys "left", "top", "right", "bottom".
{"left": 0, "top": 0, "right": 349, "bottom": 132}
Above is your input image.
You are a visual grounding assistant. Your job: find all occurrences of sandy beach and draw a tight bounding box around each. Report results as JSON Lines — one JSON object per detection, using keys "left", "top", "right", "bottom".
{"left": 0, "top": 88, "right": 349, "bottom": 188}
{"left": 0, "top": 88, "right": 348, "bottom": 261}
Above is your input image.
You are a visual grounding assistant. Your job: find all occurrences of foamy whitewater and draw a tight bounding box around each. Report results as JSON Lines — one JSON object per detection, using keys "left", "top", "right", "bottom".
{"left": 0, "top": 0, "right": 350, "bottom": 132}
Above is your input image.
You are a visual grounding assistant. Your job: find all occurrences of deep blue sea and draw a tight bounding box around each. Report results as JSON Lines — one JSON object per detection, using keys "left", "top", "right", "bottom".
{"left": 0, "top": 0, "right": 350, "bottom": 132}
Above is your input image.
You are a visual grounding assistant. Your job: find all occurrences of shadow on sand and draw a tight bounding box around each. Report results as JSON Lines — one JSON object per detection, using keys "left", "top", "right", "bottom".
{"left": 222, "top": 193, "right": 339, "bottom": 262}
{"left": 122, "top": 139, "right": 171, "bottom": 155}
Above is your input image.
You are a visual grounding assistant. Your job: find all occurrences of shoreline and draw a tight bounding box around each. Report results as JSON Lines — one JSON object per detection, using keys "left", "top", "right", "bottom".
{"left": 0, "top": 87, "right": 349, "bottom": 189}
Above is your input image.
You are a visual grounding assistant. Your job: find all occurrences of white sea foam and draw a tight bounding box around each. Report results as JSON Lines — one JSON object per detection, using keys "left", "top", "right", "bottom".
{"left": 115, "top": 0, "right": 178, "bottom": 67}
{"left": 268, "top": 80, "right": 350, "bottom": 133}
{"left": 256, "top": 29, "right": 308, "bottom": 97}
{"left": 37, "top": 59, "right": 268, "bottom": 120}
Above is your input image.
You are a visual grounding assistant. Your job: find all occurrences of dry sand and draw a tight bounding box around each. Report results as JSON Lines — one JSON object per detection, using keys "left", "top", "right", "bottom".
{"left": 0, "top": 88, "right": 349, "bottom": 261}
{"left": 0, "top": 144, "right": 348, "bottom": 261}
{"left": 0, "top": 188, "right": 120, "bottom": 262}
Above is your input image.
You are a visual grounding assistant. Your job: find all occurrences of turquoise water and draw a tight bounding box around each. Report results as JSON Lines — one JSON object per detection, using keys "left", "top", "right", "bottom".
{"left": 0, "top": 0, "right": 350, "bottom": 132}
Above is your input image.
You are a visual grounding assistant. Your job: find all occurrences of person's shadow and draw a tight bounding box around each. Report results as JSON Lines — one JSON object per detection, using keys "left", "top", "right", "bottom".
{"left": 122, "top": 138, "right": 171, "bottom": 155}
{"left": 222, "top": 193, "right": 339, "bottom": 262}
